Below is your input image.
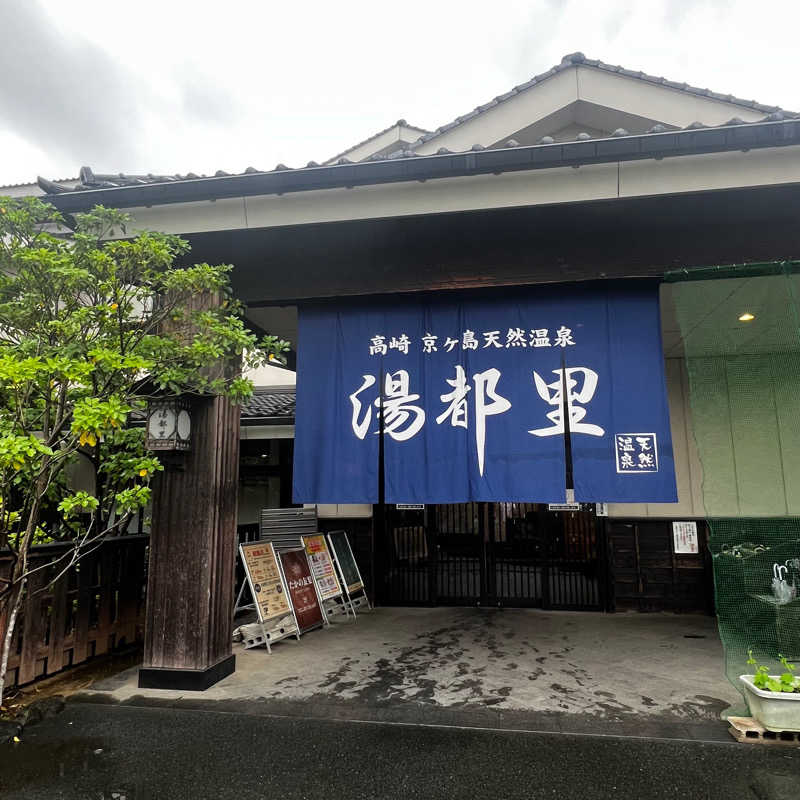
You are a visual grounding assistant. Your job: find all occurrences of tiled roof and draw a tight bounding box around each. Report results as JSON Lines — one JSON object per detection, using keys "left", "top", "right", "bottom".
{"left": 241, "top": 388, "right": 295, "bottom": 421}
{"left": 37, "top": 110, "right": 799, "bottom": 196}
{"left": 35, "top": 51, "right": 799, "bottom": 199}
{"left": 325, "top": 119, "right": 429, "bottom": 165}
{"left": 412, "top": 52, "right": 791, "bottom": 148}
{"left": 1, "top": 176, "right": 77, "bottom": 191}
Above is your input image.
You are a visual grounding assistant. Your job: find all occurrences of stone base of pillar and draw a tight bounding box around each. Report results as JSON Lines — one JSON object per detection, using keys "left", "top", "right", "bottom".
{"left": 138, "top": 654, "right": 236, "bottom": 691}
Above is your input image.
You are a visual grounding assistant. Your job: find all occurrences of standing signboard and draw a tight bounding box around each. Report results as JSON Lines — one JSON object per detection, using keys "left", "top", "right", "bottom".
{"left": 238, "top": 541, "right": 299, "bottom": 652}
{"left": 279, "top": 548, "right": 326, "bottom": 633}
{"left": 326, "top": 530, "right": 371, "bottom": 613}
{"left": 302, "top": 534, "right": 350, "bottom": 620}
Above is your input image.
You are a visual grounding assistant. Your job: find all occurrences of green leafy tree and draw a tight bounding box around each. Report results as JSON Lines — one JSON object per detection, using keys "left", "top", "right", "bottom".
{"left": 0, "top": 198, "right": 288, "bottom": 702}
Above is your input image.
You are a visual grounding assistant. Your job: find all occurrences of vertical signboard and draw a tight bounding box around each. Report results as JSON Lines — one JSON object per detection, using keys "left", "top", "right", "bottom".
{"left": 302, "top": 535, "right": 343, "bottom": 600}
{"left": 280, "top": 548, "right": 325, "bottom": 633}
{"left": 302, "top": 534, "right": 350, "bottom": 620}
{"left": 327, "top": 530, "right": 371, "bottom": 612}
{"left": 239, "top": 541, "right": 299, "bottom": 651}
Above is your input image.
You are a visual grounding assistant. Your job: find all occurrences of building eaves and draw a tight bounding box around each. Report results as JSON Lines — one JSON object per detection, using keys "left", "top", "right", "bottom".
{"left": 325, "top": 119, "right": 430, "bottom": 165}
{"left": 241, "top": 387, "right": 295, "bottom": 424}
{"left": 413, "top": 52, "right": 791, "bottom": 148}
{"left": 39, "top": 116, "right": 800, "bottom": 213}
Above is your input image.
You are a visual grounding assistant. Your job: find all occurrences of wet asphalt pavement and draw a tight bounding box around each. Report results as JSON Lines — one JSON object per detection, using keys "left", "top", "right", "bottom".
{"left": 1, "top": 703, "right": 799, "bottom": 800}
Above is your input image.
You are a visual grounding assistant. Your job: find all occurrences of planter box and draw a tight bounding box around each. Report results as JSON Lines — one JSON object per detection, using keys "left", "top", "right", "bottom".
{"left": 740, "top": 675, "right": 800, "bottom": 732}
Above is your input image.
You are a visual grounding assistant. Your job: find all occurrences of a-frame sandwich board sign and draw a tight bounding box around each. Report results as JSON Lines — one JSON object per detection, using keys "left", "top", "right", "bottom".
{"left": 238, "top": 540, "right": 299, "bottom": 653}
{"left": 279, "top": 547, "right": 327, "bottom": 634}
{"left": 326, "top": 530, "right": 371, "bottom": 616}
{"left": 302, "top": 534, "right": 352, "bottom": 621}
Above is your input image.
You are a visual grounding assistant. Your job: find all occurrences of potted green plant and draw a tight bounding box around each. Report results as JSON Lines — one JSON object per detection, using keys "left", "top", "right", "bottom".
{"left": 740, "top": 651, "right": 800, "bottom": 732}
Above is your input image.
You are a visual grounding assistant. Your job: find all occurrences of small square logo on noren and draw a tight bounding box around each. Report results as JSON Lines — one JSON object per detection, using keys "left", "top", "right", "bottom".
{"left": 615, "top": 433, "right": 658, "bottom": 474}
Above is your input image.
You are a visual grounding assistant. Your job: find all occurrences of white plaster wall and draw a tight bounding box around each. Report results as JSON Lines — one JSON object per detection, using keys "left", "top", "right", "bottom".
{"left": 412, "top": 65, "right": 764, "bottom": 156}
{"left": 245, "top": 362, "right": 296, "bottom": 387}
{"left": 414, "top": 68, "right": 578, "bottom": 155}
{"left": 577, "top": 68, "right": 764, "bottom": 128}
{"left": 306, "top": 503, "right": 373, "bottom": 519}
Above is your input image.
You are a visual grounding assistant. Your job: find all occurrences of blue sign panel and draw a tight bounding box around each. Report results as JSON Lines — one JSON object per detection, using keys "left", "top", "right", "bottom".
{"left": 293, "top": 282, "right": 677, "bottom": 504}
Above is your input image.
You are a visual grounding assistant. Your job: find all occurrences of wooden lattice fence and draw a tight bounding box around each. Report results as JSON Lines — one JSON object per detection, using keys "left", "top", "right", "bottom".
{"left": 0, "top": 535, "right": 148, "bottom": 689}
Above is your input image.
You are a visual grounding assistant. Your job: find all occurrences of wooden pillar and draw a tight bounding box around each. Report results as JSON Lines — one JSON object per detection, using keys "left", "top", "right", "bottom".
{"left": 139, "top": 395, "right": 240, "bottom": 690}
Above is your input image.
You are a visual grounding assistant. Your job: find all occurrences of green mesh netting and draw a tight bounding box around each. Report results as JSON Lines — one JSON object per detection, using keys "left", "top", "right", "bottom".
{"left": 666, "top": 262, "right": 800, "bottom": 704}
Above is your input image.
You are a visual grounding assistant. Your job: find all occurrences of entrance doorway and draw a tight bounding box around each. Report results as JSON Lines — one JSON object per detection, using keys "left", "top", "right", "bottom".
{"left": 379, "top": 503, "right": 608, "bottom": 610}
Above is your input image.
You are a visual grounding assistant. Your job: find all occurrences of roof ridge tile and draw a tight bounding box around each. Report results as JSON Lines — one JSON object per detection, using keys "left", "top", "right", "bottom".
{"left": 408, "top": 53, "right": 789, "bottom": 149}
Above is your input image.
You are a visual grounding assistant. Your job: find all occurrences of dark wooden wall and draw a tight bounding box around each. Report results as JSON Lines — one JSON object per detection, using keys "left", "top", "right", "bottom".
{"left": 608, "top": 519, "right": 712, "bottom": 613}
{"left": 1, "top": 535, "right": 148, "bottom": 689}
{"left": 144, "top": 395, "right": 240, "bottom": 671}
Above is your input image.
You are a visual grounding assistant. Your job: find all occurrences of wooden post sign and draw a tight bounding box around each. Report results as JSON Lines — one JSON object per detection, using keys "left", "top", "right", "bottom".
{"left": 239, "top": 541, "right": 299, "bottom": 653}
{"left": 326, "top": 530, "right": 371, "bottom": 614}
{"left": 302, "top": 534, "right": 351, "bottom": 621}
{"left": 279, "top": 548, "right": 326, "bottom": 634}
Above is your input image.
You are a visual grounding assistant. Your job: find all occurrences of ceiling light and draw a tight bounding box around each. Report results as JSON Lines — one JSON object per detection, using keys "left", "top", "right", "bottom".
{"left": 738, "top": 312, "right": 755, "bottom": 322}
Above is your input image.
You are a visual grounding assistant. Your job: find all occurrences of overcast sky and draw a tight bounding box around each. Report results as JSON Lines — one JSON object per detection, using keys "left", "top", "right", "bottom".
{"left": 1, "top": 0, "right": 798, "bottom": 186}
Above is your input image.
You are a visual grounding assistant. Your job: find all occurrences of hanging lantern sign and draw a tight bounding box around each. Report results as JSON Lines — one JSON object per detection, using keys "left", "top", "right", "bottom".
{"left": 146, "top": 398, "right": 192, "bottom": 451}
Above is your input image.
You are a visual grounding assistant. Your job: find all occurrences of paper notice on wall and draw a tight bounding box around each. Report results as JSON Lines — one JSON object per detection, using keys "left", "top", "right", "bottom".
{"left": 672, "top": 521, "right": 699, "bottom": 554}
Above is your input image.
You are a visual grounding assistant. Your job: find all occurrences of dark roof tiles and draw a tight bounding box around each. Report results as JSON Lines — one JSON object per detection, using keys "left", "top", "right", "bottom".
{"left": 241, "top": 389, "right": 295, "bottom": 421}
{"left": 324, "top": 118, "right": 429, "bottom": 164}
{"left": 37, "top": 110, "right": 798, "bottom": 196}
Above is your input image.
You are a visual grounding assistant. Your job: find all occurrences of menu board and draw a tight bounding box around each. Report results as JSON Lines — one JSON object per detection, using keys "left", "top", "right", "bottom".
{"left": 302, "top": 534, "right": 342, "bottom": 601}
{"left": 328, "top": 530, "right": 363, "bottom": 594}
{"left": 239, "top": 541, "right": 291, "bottom": 623}
{"left": 280, "top": 549, "right": 324, "bottom": 632}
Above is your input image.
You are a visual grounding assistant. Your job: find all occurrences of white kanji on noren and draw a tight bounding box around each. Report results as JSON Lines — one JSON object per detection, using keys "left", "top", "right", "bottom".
{"left": 506, "top": 327, "right": 527, "bottom": 347}
{"left": 349, "top": 375, "right": 377, "bottom": 439}
{"left": 530, "top": 328, "right": 550, "bottom": 347}
{"left": 554, "top": 326, "right": 575, "bottom": 347}
{"left": 615, "top": 432, "right": 658, "bottom": 473}
{"left": 473, "top": 368, "right": 511, "bottom": 476}
{"left": 389, "top": 334, "right": 411, "bottom": 354}
{"left": 376, "top": 370, "right": 425, "bottom": 441}
{"left": 462, "top": 330, "right": 478, "bottom": 350}
{"left": 422, "top": 333, "right": 438, "bottom": 353}
{"left": 528, "top": 367, "right": 605, "bottom": 438}
{"left": 369, "top": 335, "right": 387, "bottom": 356}
{"left": 436, "top": 365, "right": 471, "bottom": 429}
{"left": 483, "top": 331, "right": 503, "bottom": 348}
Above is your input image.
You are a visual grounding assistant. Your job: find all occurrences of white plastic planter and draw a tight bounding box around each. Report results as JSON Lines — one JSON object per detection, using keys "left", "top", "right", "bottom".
{"left": 740, "top": 675, "right": 800, "bottom": 732}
